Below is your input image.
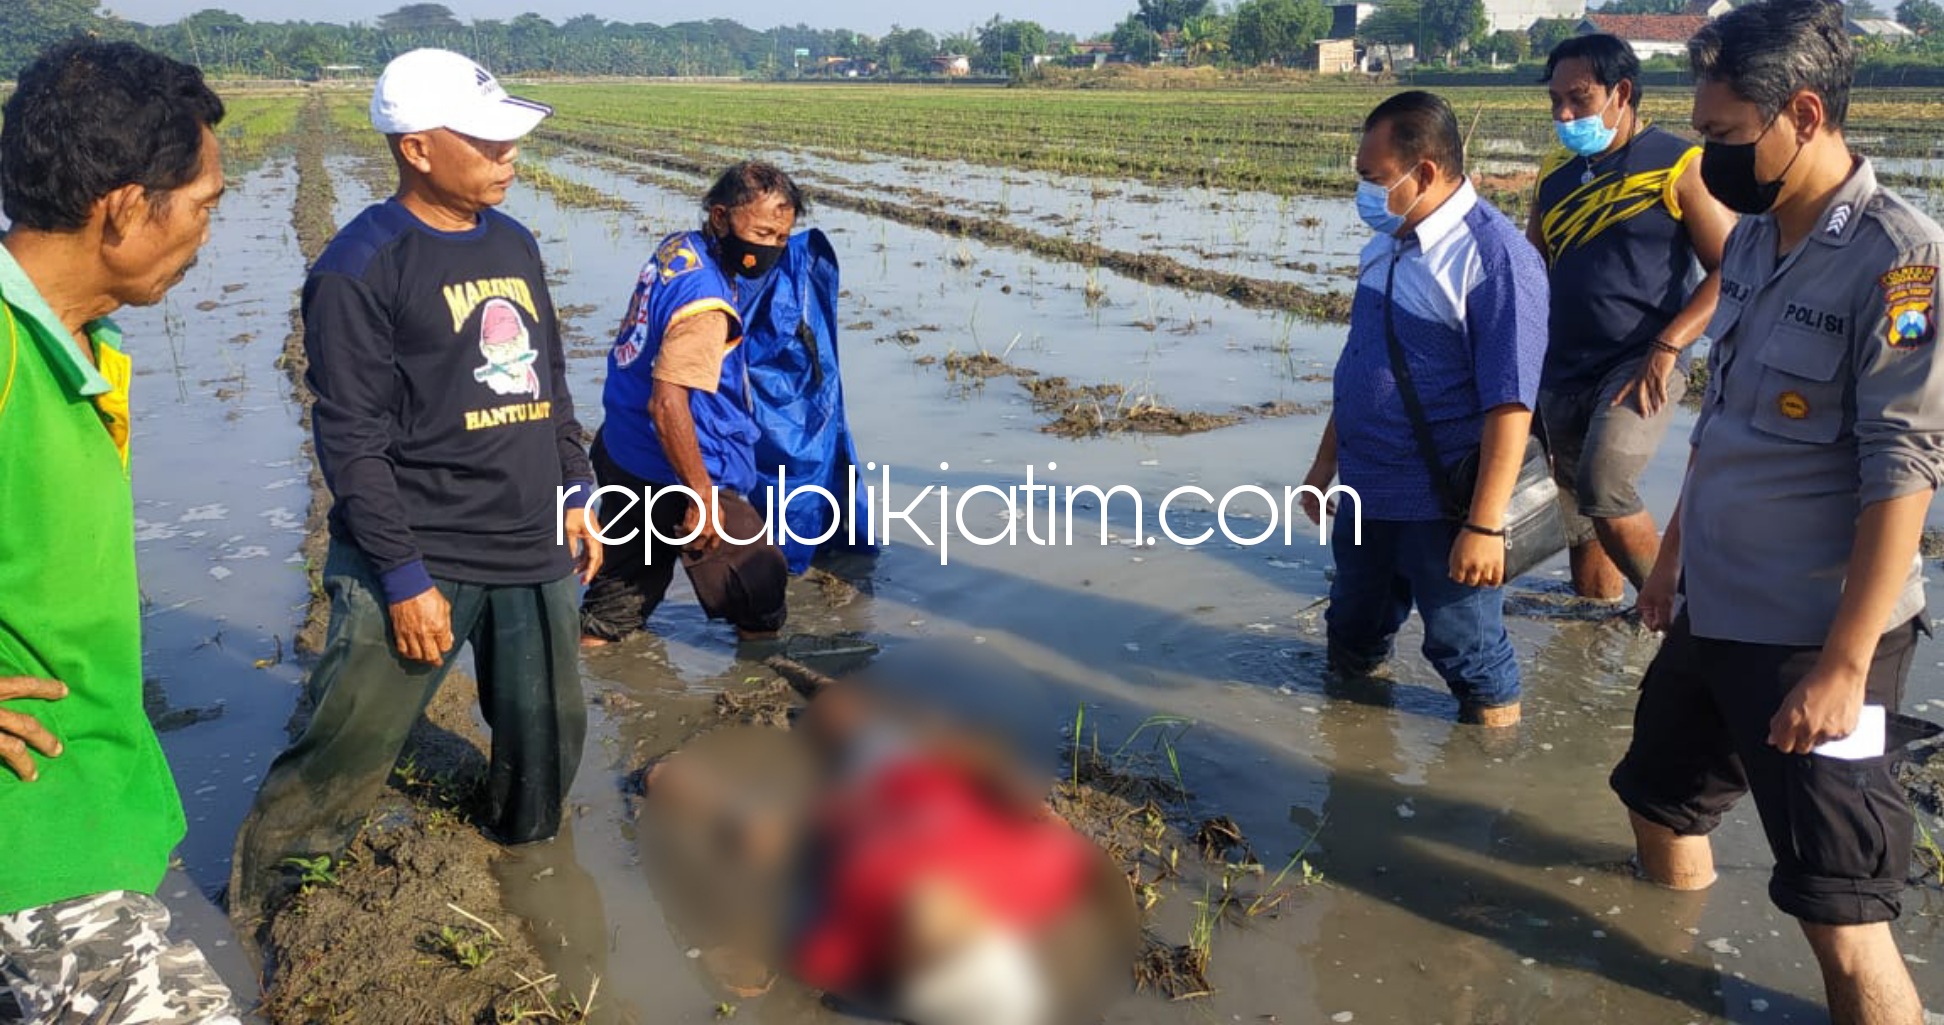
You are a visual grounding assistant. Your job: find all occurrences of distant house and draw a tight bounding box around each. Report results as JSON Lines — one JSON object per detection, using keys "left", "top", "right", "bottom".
{"left": 1157, "top": 29, "right": 1187, "bottom": 63}
{"left": 930, "top": 54, "right": 972, "bottom": 77}
{"left": 1576, "top": 13, "right": 1712, "bottom": 58}
{"left": 1363, "top": 40, "right": 1417, "bottom": 73}
{"left": 1068, "top": 41, "right": 1115, "bottom": 69}
{"left": 1848, "top": 16, "right": 1917, "bottom": 40}
{"left": 1313, "top": 38, "right": 1360, "bottom": 74}
{"left": 1684, "top": 0, "right": 1735, "bottom": 16}
{"left": 1481, "top": 0, "right": 1585, "bottom": 34}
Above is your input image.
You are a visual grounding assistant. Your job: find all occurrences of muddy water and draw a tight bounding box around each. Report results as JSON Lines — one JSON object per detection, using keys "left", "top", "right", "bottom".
{"left": 468, "top": 153, "right": 1944, "bottom": 1023}
{"left": 554, "top": 143, "right": 1368, "bottom": 295}
{"left": 107, "top": 153, "right": 396, "bottom": 1005}
{"left": 102, "top": 158, "right": 319, "bottom": 1002}
{"left": 536, "top": 155, "right": 1336, "bottom": 415}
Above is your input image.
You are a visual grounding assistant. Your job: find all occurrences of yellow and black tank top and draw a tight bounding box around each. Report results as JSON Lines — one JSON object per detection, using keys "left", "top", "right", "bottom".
{"left": 1534, "top": 125, "right": 1702, "bottom": 389}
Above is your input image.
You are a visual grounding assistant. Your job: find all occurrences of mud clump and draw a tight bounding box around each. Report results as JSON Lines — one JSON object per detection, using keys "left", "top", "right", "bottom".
{"left": 942, "top": 350, "right": 1019, "bottom": 380}
{"left": 143, "top": 675, "right": 226, "bottom": 734}
{"left": 1194, "top": 816, "right": 1249, "bottom": 862}
{"left": 1027, "top": 377, "right": 1314, "bottom": 439}
{"left": 1052, "top": 749, "right": 1217, "bottom": 1000}
{"left": 258, "top": 675, "right": 588, "bottom": 1024}
{"left": 280, "top": 93, "right": 343, "bottom": 656}
{"left": 1136, "top": 933, "right": 1214, "bottom": 1002}
{"left": 1046, "top": 400, "right": 1242, "bottom": 438}
{"left": 1023, "top": 375, "right": 1123, "bottom": 408}
{"left": 714, "top": 678, "right": 798, "bottom": 730}
{"left": 805, "top": 567, "right": 862, "bottom": 608}
{"left": 1900, "top": 743, "right": 1944, "bottom": 822}
{"left": 1901, "top": 743, "right": 1944, "bottom": 885}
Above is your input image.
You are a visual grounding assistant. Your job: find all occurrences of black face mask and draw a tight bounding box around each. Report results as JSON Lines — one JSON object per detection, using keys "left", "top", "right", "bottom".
{"left": 1700, "top": 118, "right": 1803, "bottom": 216}
{"left": 715, "top": 232, "right": 787, "bottom": 280}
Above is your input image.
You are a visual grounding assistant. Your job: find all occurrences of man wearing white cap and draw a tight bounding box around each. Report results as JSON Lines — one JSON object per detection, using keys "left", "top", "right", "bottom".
{"left": 228, "top": 49, "right": 603, "bottom": 928}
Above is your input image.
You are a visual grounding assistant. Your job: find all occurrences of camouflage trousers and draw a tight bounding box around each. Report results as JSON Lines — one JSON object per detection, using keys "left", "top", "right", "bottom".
{"left": 0, "top": 891, "right": 241, "bottom": 1025}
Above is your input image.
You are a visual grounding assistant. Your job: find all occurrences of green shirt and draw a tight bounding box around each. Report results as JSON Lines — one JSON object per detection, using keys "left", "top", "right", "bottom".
{"left": 0, "top": 244, "right": 184, "bottom": 915}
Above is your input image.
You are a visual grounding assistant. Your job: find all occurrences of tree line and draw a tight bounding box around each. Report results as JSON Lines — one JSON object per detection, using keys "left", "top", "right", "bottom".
{"left": 8, "top": 0, "right": 1944, "bottom": 83}
{"left": 0, "top": 0, "right": 1495, "bottom": 81}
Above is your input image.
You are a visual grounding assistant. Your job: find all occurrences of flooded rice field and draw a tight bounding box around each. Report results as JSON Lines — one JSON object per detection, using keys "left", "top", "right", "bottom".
{"left": 547, "top": 143, "right": 1370, "bottom": 294}
{"left": 95, "top": 101, "right": 1944, "bottom": 1024}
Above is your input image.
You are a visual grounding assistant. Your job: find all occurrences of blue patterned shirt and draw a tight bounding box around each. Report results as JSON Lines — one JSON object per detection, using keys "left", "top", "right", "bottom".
{"left": 1332, "top": 180, "right": 1550, "bottom": 521}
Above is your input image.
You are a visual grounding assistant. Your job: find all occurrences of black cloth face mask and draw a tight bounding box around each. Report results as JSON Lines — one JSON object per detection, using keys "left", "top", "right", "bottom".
{"left": 1701, "top": 116, "right": 1804, "bottom": 215}
{"left": 716, "top": 232, "right": 787, "bottom": 280}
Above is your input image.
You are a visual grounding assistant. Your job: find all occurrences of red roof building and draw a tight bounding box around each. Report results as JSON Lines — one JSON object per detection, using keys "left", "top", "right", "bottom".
{"left": 1576, "top": 13, "right": 1713, "bottom": 58}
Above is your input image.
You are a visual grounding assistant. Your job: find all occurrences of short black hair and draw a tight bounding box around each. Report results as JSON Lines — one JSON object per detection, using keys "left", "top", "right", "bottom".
{"left": 1364, "top": 91, "right": 1464, "bottom": 181}
{"left": 1543, "top": 34, "right": 1644, "bottom": 109}
{"left": 703, "top": 161, "right": 807, "bottom": 221}
{"left": 1689, "top": 0, "right": 1854, "bottom": 128}
{"left": 1, "top": 38, "right": 225, "bottom": 232}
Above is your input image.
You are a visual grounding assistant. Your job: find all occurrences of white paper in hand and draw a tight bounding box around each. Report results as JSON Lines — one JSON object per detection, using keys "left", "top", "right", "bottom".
{"left": 1811, "top": 705, "right": 1887, "bottom": 761}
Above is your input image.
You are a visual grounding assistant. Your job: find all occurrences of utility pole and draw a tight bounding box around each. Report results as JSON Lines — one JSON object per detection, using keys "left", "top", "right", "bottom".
{"left": 1417, "top": 3, "right": 1425, "bottom": 78}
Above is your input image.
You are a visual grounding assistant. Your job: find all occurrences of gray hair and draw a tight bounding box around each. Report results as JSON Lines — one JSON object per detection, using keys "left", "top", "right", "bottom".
{"left": 1688, "top": 0, "right": 1855, "bottom": 128}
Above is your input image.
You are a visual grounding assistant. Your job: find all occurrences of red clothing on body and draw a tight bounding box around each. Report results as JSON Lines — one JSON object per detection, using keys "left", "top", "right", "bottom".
{"left": 792, "top": 756, "right": 1092, "bottom": 993}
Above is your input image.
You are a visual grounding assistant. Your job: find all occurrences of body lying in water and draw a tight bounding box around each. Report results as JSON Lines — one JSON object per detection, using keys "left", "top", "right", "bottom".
{"left": 639, "top": 652, "right": 1136, "bottom": 1024}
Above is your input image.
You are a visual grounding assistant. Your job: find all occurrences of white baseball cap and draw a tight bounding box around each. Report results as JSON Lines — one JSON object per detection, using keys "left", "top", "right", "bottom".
{"left": 370, "top": 49, "right": 552, "bottom": 142}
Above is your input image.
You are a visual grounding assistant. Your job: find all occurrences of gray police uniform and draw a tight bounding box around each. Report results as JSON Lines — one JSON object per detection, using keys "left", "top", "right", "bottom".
{"left": 1611, "top": 157, "right": 1944, "bottom": 927}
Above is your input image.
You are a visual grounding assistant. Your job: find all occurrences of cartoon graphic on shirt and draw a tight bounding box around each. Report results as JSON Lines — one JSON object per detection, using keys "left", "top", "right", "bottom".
{"left": 474, "top": 297, "right": 542, "bottom": 398}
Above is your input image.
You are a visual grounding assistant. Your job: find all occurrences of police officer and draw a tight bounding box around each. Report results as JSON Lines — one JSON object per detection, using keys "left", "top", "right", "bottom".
{"left": 1612, "top": 2, "right": 1942, "bottom": 1021}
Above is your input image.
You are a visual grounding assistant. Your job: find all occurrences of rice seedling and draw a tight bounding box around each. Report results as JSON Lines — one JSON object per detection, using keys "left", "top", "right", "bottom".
{"left": 513, "top": 82, "right": 1944, "bottom": 204}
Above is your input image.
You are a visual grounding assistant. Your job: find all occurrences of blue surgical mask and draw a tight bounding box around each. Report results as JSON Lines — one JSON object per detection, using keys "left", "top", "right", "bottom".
{"left": 1356, "top": 168, "right": 1420, "bottom": 236}
{"left": 1555, "top": 92, "right": 1618, "bottom": 157}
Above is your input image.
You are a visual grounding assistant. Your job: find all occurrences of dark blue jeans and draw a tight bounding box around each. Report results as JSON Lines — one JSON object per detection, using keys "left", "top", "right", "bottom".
{"left": 1325, "top": 514, "right": 1520, "bottom": 711}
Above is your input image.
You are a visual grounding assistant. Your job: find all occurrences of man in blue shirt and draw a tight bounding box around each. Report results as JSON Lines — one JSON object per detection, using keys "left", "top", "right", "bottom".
{"left": 579, "top": 162, "right": 798, "bottom": 645}
{"left": 1300, "top": 91, "right": 1551, "bottom": 728}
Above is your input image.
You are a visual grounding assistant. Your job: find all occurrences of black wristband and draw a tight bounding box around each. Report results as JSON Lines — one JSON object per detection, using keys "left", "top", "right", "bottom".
{"left": 1649, "top": 339, "right": 1684, "bottom": 357}
{"left": 1462, "top": 523, "right": 1507, "bottom": 538}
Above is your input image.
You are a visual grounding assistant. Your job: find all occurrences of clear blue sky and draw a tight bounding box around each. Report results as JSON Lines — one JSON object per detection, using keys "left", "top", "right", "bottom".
{"left": 98, "top": 0, "right": 1137, "bottom": 36}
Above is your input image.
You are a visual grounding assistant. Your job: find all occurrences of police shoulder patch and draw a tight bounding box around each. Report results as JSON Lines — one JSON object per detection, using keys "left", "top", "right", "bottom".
{"left": 1881, "top": 264, "right": 1938, "bottom": 350}
{"left": 656, "top": 234, "right": 705, "bottom": 284}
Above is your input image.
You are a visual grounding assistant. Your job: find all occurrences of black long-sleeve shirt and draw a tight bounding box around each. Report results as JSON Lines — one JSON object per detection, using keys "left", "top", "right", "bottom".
{"left": 304, "top": 199, "right": 593, "bottom": 603}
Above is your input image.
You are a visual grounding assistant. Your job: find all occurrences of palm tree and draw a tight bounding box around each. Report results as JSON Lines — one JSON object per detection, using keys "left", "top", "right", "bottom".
{"left": 1181, "top": 14, "right": 1231, "bottom": 64}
